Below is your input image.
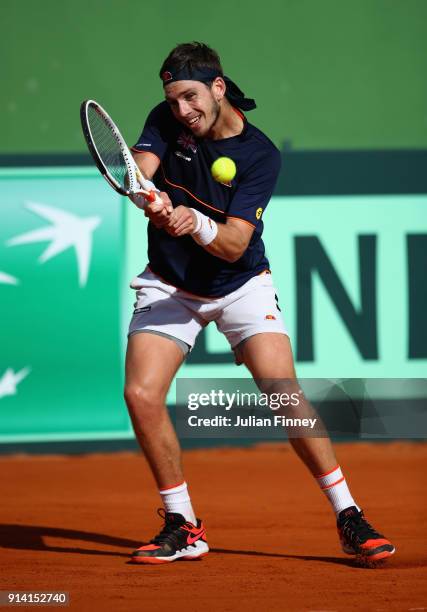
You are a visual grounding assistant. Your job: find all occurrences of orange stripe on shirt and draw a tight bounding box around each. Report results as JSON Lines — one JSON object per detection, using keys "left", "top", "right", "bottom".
{"left": 163, "top": 176, "right": 226, "bottom": 215}
{"left": 132, "top": 158, "right": 256, "bottom": 228}
{"left": 227, "top": 215, "right": 256, "bottom": 229}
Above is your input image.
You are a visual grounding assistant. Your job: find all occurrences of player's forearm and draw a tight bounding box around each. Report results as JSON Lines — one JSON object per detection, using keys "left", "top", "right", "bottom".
{"left": 166, "top": 206, "right": 252, "bottom": 262}
{"left": 201, "top": 223, "right": 247, "bottom": 263}
{"left": 186, "top": 208, "right": 252, "bottom": 262}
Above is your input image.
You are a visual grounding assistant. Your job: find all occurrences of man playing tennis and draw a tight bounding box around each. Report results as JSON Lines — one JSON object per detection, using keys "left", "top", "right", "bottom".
{"left": 125, "top": 42, "right": 395, "bottom": 564}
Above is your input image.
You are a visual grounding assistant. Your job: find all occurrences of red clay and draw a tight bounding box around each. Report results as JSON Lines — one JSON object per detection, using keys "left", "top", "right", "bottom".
{"left": 0, "top": 442, "right": 426, "bottom": 611}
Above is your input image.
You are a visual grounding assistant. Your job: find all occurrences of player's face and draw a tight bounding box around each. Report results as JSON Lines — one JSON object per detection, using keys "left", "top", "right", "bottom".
{"left": 164, "top": 80, "right": 222, "bottom": 137}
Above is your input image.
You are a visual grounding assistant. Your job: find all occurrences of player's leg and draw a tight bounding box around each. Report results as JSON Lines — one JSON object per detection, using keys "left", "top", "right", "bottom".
{"left": 236, "top": 332, "right": 338, "bottom": 475}
{"left": 124, "top": 331, "right": 185, "bottom": 489}
{"left": 218, "top": 274, "right": 337, "bottom": 473}
{"left": 238, "top": 333, "right": 395, "bottom": 561}
{"left": 219, "top": 274, "right": 395, "bottom": 561}
{"left": 126, "top": 267, "right": 203, "bottom": 492}
{"left": 125, "top": 270, "right": 209, "bottom": 563}
{"left": 125, "top": 332, "right": 208, "bottom": 564}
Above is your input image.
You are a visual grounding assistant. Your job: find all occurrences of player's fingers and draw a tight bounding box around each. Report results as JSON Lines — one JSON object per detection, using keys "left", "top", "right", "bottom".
{"left": 172, "top": 210, "right": 192, "bottom": 229}
{"left": 164, "top": 225, "right": 177, "bottom": 236}
{"left": 171, "top": 216, "right": 189, "bottom": 231}
{"left": 175, "top": 221, "right": 193, "bottom": 236}
{"left": 159, "top": 191, "right": 173, "bottom": 208}
{"left": 146, "top": 202, "right": 165, "bottom": 214}
{"left": 166, "top": 215, "right": 181, "bottom": 229}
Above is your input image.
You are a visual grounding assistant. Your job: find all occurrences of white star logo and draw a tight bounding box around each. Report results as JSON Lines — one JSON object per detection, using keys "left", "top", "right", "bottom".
{"left": 6, "top": 201, "right": 101, "bottom": 287}
{"left": 0, "top": 367, "right": 31, "bottom": 399}
{"left": 0, "top": 271, "right": 19, "bottom": 285}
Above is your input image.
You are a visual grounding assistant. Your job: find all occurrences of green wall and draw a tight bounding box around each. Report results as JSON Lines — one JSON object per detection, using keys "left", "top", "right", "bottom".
{"left": 1, "top": 166, "right": 426, "bottom": 442}
{"left": 1, "top": 0, "right": 426, "bottom": 444}
{"left": 2, "top": 0, "right": 427, "bottom": 153}
{"left": 0, "top": 168, "right": 125, "bottom": 441}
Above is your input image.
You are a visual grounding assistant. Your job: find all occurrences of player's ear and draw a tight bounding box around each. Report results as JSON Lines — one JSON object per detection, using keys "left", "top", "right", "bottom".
{"left": 212, "top": 77, "right": 226, "bottom": 102}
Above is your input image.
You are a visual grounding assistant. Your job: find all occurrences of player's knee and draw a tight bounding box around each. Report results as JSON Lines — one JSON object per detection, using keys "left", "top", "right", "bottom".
{"left": 124, "top": 384, "right": 165, "bottom": 417}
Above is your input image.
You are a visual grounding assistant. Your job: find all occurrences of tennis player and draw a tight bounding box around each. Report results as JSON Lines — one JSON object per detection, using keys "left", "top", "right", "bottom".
{"left": 124, "top": 42, "right": 395, "bottom": 564}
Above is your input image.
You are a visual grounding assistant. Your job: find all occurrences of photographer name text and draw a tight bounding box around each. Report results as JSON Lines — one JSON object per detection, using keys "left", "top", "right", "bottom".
{"left": 187, "top": 415, "right": 317, "bottom": 428}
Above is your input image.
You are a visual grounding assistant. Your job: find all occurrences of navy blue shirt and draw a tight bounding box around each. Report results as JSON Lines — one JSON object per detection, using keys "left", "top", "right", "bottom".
{"left": 132, "top": 101, "right": 281, "bottom": 297}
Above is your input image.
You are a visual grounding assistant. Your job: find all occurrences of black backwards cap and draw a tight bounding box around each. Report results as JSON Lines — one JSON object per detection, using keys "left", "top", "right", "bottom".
{"left": 160, "top": 66, "right": 256, "bottom": 111}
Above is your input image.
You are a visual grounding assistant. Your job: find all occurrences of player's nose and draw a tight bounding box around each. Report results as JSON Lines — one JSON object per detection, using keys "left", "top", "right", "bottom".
{"left": 176, "top": 99, "right": 192, "bottom": 117}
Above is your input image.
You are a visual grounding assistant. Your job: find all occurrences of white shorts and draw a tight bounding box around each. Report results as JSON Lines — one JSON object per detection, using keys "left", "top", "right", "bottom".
{"left": 128, "top": 268, "right": 288, "bottom": 357}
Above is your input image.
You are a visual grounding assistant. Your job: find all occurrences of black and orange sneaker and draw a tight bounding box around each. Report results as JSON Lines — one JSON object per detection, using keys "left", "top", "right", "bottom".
{"left": 131, "top": 509, "right": 209, "bottom": 564}
{"left": 337, "top": 506, "right": 395, "bottom": 562}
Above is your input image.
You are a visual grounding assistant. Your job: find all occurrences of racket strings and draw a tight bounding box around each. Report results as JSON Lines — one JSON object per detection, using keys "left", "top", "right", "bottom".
{"left": 87, "top": 106, "right": 128, "bottom": 189}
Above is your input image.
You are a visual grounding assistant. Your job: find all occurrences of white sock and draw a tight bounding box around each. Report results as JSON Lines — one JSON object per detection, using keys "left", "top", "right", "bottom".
{"left": 315, "top": 465, "right": 360, "bottom": 517}
{"left": 159, "top": 481, "right": 196, "bottom": 524}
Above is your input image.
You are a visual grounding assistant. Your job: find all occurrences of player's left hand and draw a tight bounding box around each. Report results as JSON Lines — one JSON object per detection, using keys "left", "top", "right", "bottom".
{"left": 165, "top": 205, "right": 197, "bottom": 237}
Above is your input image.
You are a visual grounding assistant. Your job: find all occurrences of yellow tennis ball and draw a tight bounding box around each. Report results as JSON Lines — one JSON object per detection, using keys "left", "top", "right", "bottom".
{"left": 211, "top": 157, "right": 236, "bottom": 183}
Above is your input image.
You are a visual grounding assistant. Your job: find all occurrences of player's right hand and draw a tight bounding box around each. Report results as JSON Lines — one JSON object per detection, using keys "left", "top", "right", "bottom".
{"left": 143, "top": 191, "right": 173, "bottom": 228}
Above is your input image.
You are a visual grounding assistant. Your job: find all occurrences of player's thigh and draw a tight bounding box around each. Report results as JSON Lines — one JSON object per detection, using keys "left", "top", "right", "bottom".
{"left": 125, "top": 332, "right": 185, "bottom": 406}
{"left": 239, "top": 332, "right": 297, "bottom": 379}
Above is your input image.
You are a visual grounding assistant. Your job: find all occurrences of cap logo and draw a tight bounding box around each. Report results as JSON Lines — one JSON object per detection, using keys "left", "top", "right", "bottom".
{"left": 161, "top": 71, "right": 173, "bottom": 83}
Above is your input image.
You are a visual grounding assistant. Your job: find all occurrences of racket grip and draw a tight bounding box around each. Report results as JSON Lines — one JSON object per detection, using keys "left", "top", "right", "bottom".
{"left": 134, "top": 170, "right": 162, "bottom": 204}
{"left": 146, "top": 191, "right": 158, "bottom": 203}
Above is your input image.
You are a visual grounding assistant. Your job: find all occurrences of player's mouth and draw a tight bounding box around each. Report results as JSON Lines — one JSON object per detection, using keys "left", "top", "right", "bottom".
{"left": 187, "top": 115, "right": 202, "bottom": 128}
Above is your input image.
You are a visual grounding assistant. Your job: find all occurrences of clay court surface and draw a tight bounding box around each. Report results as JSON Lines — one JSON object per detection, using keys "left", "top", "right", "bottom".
{"left": 0, "top": 442, "right": 426, "bottom": 611}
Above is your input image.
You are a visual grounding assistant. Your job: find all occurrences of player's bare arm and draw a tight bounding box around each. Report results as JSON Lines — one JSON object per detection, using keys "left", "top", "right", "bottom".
{"left": 165, "top": 206, "right": 253, "bottom": 262}
{"left": 132, "top": 151, "right": 161, "bottom": 180}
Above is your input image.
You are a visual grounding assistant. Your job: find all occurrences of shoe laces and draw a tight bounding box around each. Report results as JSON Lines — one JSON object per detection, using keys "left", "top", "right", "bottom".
{"left": 341, "top": 510, "right": 382, "bottom": 545}
{"left": 150, "top": 508, "right": 190, "bottom": 547}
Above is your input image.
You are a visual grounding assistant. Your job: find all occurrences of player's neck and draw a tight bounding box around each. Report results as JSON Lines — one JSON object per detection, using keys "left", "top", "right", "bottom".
{"left": 207, "top": 100, "right": 244, "bottom": 140}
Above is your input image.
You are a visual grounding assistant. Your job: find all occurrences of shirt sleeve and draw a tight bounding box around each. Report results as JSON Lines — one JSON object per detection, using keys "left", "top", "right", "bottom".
{"left": 227, "top": 147, "right": 281, "bottom": 227}
{"left": 131, "top": 102, "right": 172, "bottom": 160}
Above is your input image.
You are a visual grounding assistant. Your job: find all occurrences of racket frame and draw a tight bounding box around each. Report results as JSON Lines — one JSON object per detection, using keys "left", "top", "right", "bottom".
{"left": 80, "top": 99, "right": 159, "bottom": 202}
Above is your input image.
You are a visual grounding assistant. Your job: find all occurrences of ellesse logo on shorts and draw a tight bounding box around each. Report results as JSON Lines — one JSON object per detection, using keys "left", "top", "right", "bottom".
{"left": 133, "top": 306, "right": 151, "bottom": 314}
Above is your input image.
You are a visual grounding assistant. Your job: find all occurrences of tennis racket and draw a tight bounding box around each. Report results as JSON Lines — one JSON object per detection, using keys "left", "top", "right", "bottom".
{"left": 80, "top": 99, "right": 161, "bottom": 203}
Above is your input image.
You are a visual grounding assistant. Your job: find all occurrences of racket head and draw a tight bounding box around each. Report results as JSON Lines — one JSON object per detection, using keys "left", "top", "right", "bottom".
{"left": 80, "top": 99, "right": 139, "bottom": 195}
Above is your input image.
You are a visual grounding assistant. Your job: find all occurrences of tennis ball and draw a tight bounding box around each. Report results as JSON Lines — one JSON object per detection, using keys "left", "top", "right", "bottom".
{"left": 211, "top": 157, "right": 236, "bottom": 183}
